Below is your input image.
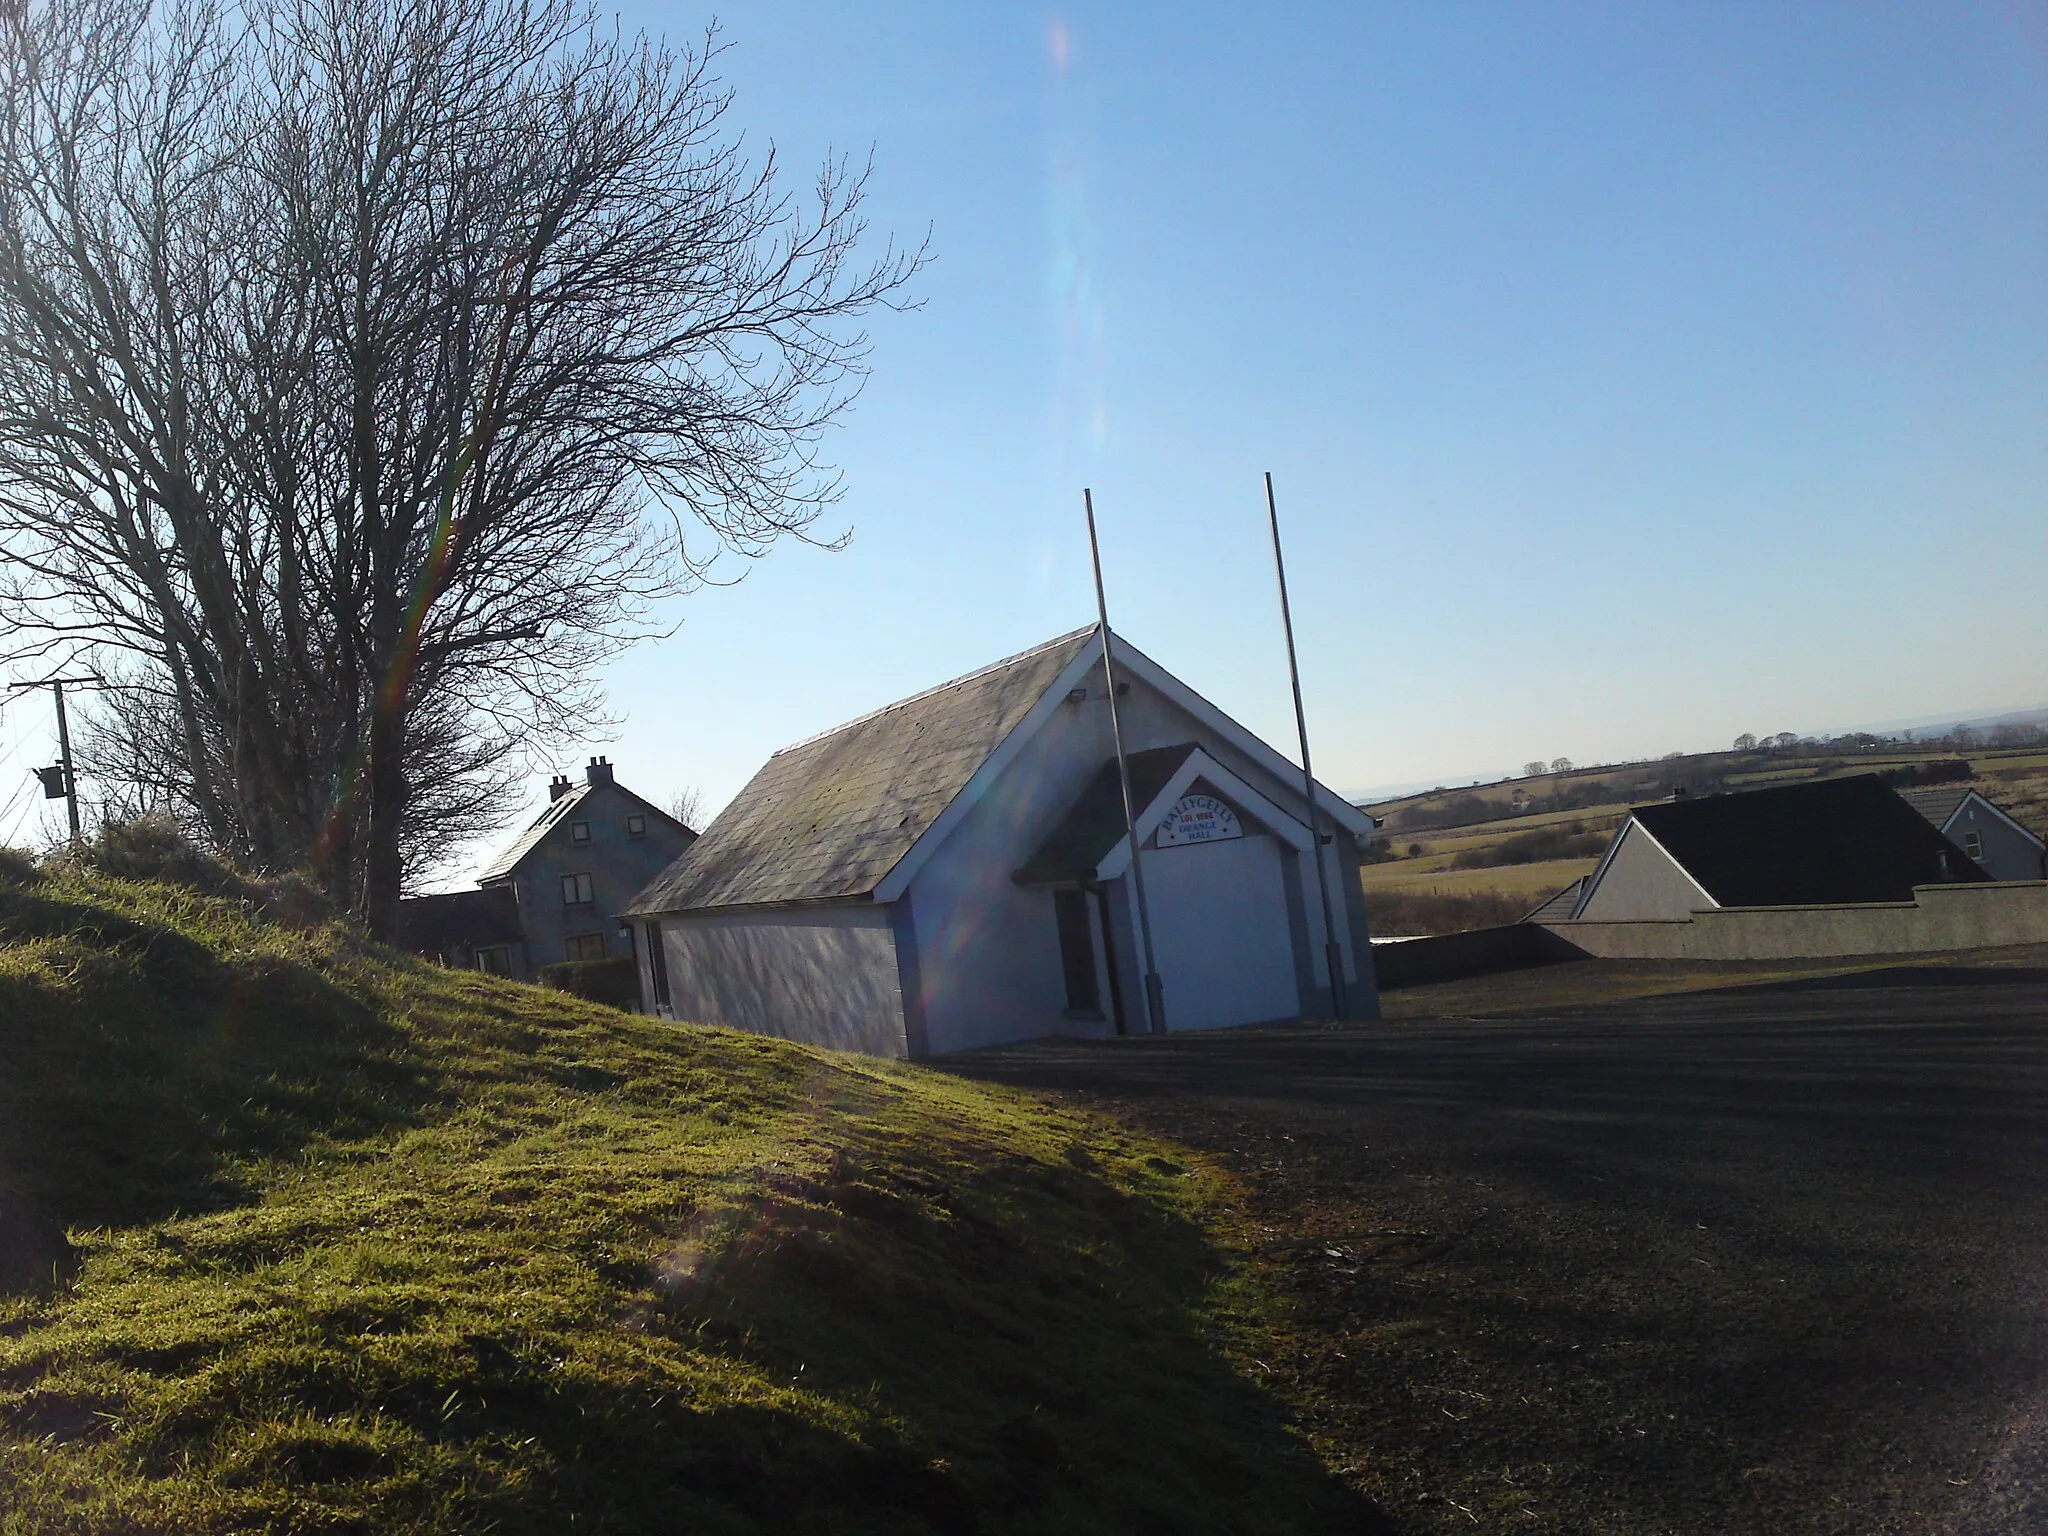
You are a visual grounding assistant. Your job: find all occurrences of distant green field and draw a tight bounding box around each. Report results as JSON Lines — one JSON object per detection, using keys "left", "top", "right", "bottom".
{"left": 1360, "top": 855, "right": 1599, "bottom": 902}
{"left": 1360, "top": 743, "right": 2048, "bottom": 927}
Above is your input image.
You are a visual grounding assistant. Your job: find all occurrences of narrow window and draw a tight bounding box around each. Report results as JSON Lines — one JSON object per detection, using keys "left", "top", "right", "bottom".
{"left": 566, "top": 932, "right": 607, "bottom": 962}
{"left": 645, "top": 921, "right": 670, "bottom": 1009}
{"left": 570, "top": 820, "right": 592, "bottom": 845}
{"left": 626, "top": 813, "right": 647, "bottom": 837}
{"left": 561, "top": 871, "right": 594, "bottom": 907}
{"left": 1964, "top": 830, "right": 1983, "bottom": 860}
{"left": 1054, "top": 888, "right": 1100, "bottom": 1015}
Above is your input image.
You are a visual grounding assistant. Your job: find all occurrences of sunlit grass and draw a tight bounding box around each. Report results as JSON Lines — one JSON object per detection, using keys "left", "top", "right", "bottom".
{"left": 0, "top": 869, "right": 1357, "bottom": 1533}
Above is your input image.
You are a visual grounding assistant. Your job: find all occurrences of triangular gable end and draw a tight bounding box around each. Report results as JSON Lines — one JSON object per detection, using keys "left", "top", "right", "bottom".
{"left": 872, "top": 631, "right": 1369, "bottom": 903}
{"left": 1094, "top": 748, "right": 1315, "bottom": 881}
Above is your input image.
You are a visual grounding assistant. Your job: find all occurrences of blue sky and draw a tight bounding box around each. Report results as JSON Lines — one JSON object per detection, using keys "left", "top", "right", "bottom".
{"left": 575, "top": 0, "right": 2047, "bottom": 827}
{"left": 8, "top": 1, "right": 2040, "bottom": 852}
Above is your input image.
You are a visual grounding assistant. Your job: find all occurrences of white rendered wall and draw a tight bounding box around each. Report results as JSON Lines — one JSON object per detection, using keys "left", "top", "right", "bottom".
{"left": 904, "top": 667, "right": 1365, "bottom": 1053}
{"left": 901, "top": 690, "right": 1124, "bottom": 1054}
{"left": 1575, "top": 822, "right": 1716, "bottom": 922}
{"left": 1145, "top": 833, "right": 1299, "bottom": 1029}
{"left": 659, "top": 906, "right": 910, "bottom": 1057}
{"left": 1113, "top": 682, "right": 1361, "bottom": 994}
{"left": 1948, "top": 802, "right": 2048, "bottom": 882}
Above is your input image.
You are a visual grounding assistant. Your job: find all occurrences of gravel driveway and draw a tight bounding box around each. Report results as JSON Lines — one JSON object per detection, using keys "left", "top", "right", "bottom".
{"left": 950, "top": 964, "right": 2048, "bottom": 1534}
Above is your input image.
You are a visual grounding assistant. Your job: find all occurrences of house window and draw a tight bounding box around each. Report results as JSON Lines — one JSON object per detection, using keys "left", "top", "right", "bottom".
{"left": 566, "top": 932, "right": 607, "bottom": 962}
{"left": 1054, "top": 888, "right": 1101, "bottom": 1016}
{"left": 626, "top": 813, "right": 646, "bottom": 837}
{"left": 1963, "top": 830, "right": 1983, "bottom": 861}
{"left": 645, "top": 922, "right": 670, "bottom": 1009}
{"left": 570, "top": 820, "right": 591, "bottom": 845}
{"left": 561, "top": 872, "right": 594, "bottom": 907}
{"left": 474, "top": 946, "right": 511, "bottom": 976}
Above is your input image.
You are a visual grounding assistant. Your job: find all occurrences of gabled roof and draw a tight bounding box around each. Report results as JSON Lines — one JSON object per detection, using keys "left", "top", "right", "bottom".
{"left": 630, "top": 629, "right": 1096, "bottom": 914}
{"left": 476, "top": 776, "right": 690, "bottom": 885}
{"left": 1894, "top": 785, "right": 1972, "bottom": 830}
{"left": 1014, "top": 744, "right": 1200, "bottom": 885}
{"left": 478, "top": 782, "right": 594, "bottom": 883}
{"left": 1524, "top": 876, "right": 1588, "bottom": 923}
{"left": 1621, "top": 774, "right": 1988, "bottom": 908}
{"left": 394, "top": 886, "right": 522, "bottom": 954}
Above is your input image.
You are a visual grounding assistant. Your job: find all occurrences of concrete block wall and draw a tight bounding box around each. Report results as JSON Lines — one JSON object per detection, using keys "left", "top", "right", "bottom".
{"left": 1540, "top": 880, "right": 2048, "bottom": 962}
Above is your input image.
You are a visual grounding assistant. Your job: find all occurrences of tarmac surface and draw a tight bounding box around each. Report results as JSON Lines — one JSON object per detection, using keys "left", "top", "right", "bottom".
{"left": 950, "top": 964, "right": 2048, "bottom": 1534}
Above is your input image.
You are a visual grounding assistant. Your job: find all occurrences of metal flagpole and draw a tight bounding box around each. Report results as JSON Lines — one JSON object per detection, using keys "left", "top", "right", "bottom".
{"left": 1264, "top": 472, "right": 1347, "bottom": 1020}
{"left": 1085, "top": 488, "right": 1167, "bottom": 1035}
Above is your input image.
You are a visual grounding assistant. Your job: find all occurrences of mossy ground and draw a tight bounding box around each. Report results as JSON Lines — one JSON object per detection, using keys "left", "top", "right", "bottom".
{"left": 0, "top": 870, "right": 1364, "bottom": 1533}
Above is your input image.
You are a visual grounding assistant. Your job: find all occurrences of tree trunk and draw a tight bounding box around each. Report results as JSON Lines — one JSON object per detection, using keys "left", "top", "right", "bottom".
{"left": 361, "top": 697, "right": 409, "bottom": 940}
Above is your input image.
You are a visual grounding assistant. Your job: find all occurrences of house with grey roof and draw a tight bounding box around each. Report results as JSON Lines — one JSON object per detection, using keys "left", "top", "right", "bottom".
{"left": 397, "top": 757, "right": 695, "bottom": 982}
{"left": 1895, "top": 785, "right": 2046, "bottom": 882}
{"left": 623, "top": 627, "right": 1379, "bottom": 1059}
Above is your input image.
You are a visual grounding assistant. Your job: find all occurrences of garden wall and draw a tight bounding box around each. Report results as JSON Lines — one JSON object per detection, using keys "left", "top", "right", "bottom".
{"left": 1539, "top": 880, "right": 2048, "bottom": 961}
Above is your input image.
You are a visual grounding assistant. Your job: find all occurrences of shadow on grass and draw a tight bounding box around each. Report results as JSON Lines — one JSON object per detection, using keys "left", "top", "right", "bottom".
{"left": 611, "top": 1144, "right": 1391, "bottom": 1534}
{"left": 86, "top": 1105, "right": 1390, "bottom": 1535}
{"left": 0, "top": 883, "right": 430, "bottom": 1233}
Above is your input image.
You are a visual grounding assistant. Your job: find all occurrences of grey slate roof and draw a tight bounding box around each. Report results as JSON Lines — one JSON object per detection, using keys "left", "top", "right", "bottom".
{"left": 1894, "top": 785, "right": 1972, "bottom": 831}
{"left": 630, "top": 629, "right": 1096, "bottom": 915}
{"left": 477, "top": 782, "right": 593, "bottom": 883}
{"left": 476, "top": 778, "right": 691, "bottom": 885}
{"left": 1524, "top": 876, "right": 1588, "bottom": 923}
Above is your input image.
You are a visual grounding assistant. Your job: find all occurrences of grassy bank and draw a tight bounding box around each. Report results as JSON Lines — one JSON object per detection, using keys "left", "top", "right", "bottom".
{"left": 0, "top": 865, "right": 1360, "bottom": 1533}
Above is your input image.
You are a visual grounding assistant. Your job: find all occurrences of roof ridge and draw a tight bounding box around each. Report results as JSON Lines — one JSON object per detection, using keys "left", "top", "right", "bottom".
{"left": 771, "top": 625, "right": 1096, "bottom": 757}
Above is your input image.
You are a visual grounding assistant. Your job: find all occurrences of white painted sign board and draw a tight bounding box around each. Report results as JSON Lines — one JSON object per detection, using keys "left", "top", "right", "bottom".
{"left": 1156, "top": 793, "right": 1243, "bottom": 847}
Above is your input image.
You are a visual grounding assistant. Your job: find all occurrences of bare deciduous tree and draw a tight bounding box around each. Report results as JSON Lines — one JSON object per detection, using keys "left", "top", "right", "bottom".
{"left": 664, "top": 785, "right": 704, "bottom": 834}
{"left": 0, "top": 0, "right": 920, "bottom": 933}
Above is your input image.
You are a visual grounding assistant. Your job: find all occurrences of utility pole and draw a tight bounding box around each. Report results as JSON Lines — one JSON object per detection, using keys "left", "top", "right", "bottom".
{"left": 12, "top": 675, "right": 94, "bottom": 844}
{"left": 1085, "top": 489, "right": 1167, "bottom": 1035}
{"left": 51, "top": 679, "right": 79, "bottom": 842}
{"left": 1263, "top": 472, "right": 1347, "bottom": 1021}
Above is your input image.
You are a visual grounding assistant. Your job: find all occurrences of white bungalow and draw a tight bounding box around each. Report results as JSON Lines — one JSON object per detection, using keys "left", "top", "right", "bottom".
{"left": 623, "top": 627, "right": 1379, "bottom": 1058}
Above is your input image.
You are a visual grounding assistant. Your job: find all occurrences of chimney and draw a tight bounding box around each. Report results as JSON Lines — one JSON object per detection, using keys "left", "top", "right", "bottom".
{"left": 548, "top": 773, "right": 572, "bottom": 802}
{"left": 586, "top": 755, "right": 614, "bottom": 788}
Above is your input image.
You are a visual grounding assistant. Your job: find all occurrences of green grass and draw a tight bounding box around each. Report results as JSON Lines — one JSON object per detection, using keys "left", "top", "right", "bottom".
{"left": 1361, "top": 855, "right": 1600, "bottom": 901}
{"left": 0, "top": 867, "right": 1360, "bottom": 1533}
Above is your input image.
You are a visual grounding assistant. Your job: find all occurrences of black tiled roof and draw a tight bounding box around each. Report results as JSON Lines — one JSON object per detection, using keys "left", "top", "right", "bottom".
{"left": 1631, "top": 774, "right": 1988, "bottom": 907}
